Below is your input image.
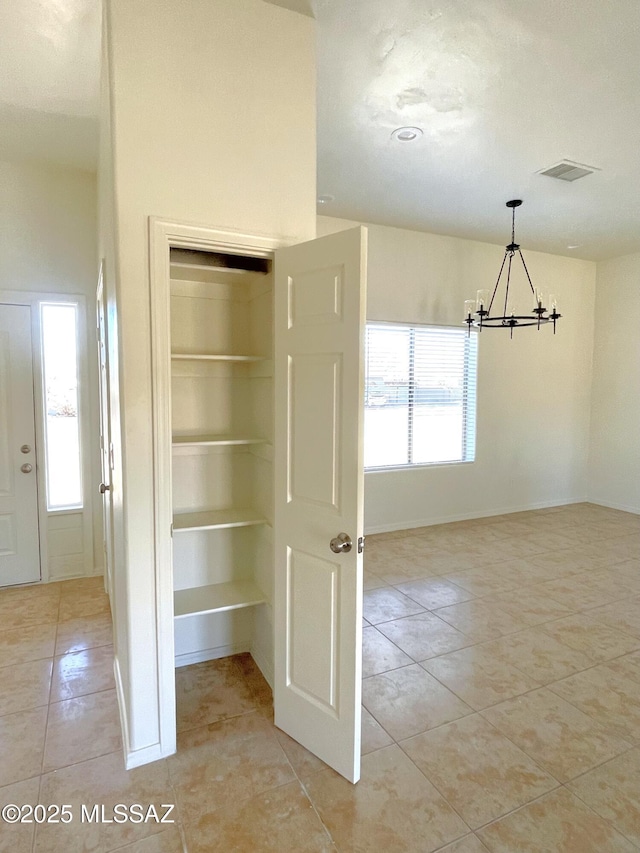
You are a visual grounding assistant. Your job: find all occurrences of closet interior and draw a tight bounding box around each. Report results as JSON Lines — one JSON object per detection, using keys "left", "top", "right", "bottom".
{"left": 169, "top": 247, "right": 274, "bottom": 671}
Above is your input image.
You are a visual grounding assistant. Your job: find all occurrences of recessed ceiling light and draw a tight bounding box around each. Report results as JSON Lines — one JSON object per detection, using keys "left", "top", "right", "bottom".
{"left": 391, "top": 126, "right": 423, "bottom": 142}
{"left": 317, "top": 194, "right": 335, "bottom": 205}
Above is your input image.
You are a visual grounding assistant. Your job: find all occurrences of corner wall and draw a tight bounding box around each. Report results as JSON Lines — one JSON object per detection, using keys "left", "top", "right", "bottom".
{"left": 102, "top": 0, "right": 316, "bottom": 763}
{"left": 588, "top": 253, "right": 640, "bottom": 513}
{"left": 318, "top": 216, "right": 597, "bottom": 532}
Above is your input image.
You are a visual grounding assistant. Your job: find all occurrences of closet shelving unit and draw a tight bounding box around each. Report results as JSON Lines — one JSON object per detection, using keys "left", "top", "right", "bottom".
{"left": 169, "top": 248, "right": 273, "bottom": 659}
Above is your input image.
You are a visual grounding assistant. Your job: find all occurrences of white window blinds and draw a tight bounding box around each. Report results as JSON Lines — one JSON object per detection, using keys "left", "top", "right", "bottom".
{"left": 364, "top": 323, "right": 478, "bottom": 469}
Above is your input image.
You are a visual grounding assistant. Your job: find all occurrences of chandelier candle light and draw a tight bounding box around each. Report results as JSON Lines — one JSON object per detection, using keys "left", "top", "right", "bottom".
{"left": 464, "top": 199, "right": 562, "bottom": 338}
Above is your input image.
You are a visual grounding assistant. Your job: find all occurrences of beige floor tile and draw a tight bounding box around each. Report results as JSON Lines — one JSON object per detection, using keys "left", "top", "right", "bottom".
{"left": 35, "top": 751, "right": 175, "bottom": 853}
{"left": 588, "top": 596, "right": 640, "bottom": 639}
{"left": 361, "top": 706, "right": 393, "bottom": 755}
{"left": 401, "top": 714, "right": 557, "bottom": 829}
{"left": 362, "top": 664, "right": 471, "bottom": 740}
{"left": 0, "top": 658, "right": 52, "bottom": 715}
{"left": 363, "top": 587, "right": 425, "bottom": 625}
{"left": 43, "top": 689, "right": 122, "bottom": 772}
{"left": 305, "top": 744, "right": 469, "bottom": 853}
{"left": 0, "top": 777, "right": 40, "bottom": 853}
{"left": 273, "top": 726, "right": 330, "bottom": 780}
{"left": 438, "top": 836, "right": 491, "bottom": 853}
{"left": 54, "top": 611, "right": 113, "bottom": 655}
{"left": 395, "top": 577, "right": 476, "bottom": 609}
{"left": 51, "top": 644, "right": 115, "bottom": 701}
{"left": 535, "top": 574, "right": 626, "bottom": 610}
{"left": 362, "top": 626, "right": 413, "bottom": 677}
{"left": 376, "top": 612, "right": 472, "bottom": 661}
{"left": 549, "top": 662, "right": 640, "bottom": 743}
{"left": 568, "top": 747, "right": 640, "bottom": 847}
{"left": 477, "top": 787, "right": 637, "bottom": 852}
{"left": 363, "top": 569, "right": 387, "bottom": 590}
{"left": 0, "top": 584, "right": 61, "bottom": 629}
{"left": 540, "top": 613, "right": 640, "bottom": 663}
{"left": 168, "top": 712, "right": 294, "bottom": 824}
{"left": 483, "top": 627, "right": 593, "bottom": 684}
{"left": 184, "top": 780, "right": 335, "bottom": 852}
{"left": 605, "top": 650, "right": 640, "bottom": 683}
{"left": 0, "top": 706, "right": 47, "bottom": 787}
{"left": 0, "top": 622, "right": 57, "bottom": 665}
{"left": 482, "top": 687, "right": 632, "bottom": 782}
{"left": 57, "top": 585, "right": 111, "bottom": 622}
{"left": 441, "top": 567, "right": 523, "bottom": 597}
{"left": 175, "top": 657, "right": 259, "bottom": 732}
{"left": 432, "top": 600, "right": 525, "bottom": 640}
{"left": 489, "top": 588, "right": 575, "bottom": 627}
{"left": 421, "top": 646, "right": 539, "bottom": 710}
{"left": 228, "top": 653, "right": 272, "bottom": 708}
{"left": 111, "top": 826, "right": 186, "bottom": 852}
{"left": 528, "top": 548, "right": 603, "bottom": 575}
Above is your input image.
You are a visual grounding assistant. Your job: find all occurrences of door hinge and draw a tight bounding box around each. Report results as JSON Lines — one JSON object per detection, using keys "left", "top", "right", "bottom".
{"left": 170, "top": 523, "right": 174, "bottom": 538}
{"left": 357, "top": 536, "right": 365, "bottom": 554}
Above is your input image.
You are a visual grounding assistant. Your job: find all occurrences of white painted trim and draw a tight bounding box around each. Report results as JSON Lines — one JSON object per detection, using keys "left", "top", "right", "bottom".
{"left": 175, "top": 641, "right": 252, "bottom": 668}
{"left": 115, "top": 653, "right": 168, "bottom": 769}
{"left": 587, "top": 498, "right": 640, "bottom": 516}
{"left": 148, "top": 218, "right": 288, "bottom": 763}
{"left": 364, "top": 495, "right": 589, "bottom": 534}
{"left": 251, "top": 641, "right": 274, "bottom": 690}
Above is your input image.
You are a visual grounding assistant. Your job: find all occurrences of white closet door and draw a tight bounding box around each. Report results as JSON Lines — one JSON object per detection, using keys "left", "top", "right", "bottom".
{"left": 0, "top": 304, "right": 40, "bottom": 586}
{"left": 274, "top": 226, "right": 367, "bottom": 783}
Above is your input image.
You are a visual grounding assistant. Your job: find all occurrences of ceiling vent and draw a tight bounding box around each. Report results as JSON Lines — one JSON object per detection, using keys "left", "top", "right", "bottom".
{"left": 538, "top": 160, "right": 599, "bottom": 182}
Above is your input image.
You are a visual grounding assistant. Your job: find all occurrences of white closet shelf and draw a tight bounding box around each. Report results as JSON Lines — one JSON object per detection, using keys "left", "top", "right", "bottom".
{"left": 171, "top": 353, "right": 265, "bottom": 362}
{"left": 172, "top": 434, "right": 267, "bottom": 447}
{"left": 174, "top": 580, "right": 266, "bottom": 618}
{"left": 170, "top": 261, "right": 250, "bottom": 276}
{"left": 173, "top": 508, "right": 267, "bottom": 532}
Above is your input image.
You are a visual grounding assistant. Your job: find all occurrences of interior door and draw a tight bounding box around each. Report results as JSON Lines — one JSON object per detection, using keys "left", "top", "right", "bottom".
{"left": 0, "top": 303, "right": 40, "bottom": 586}
{"left": 274, "top": 226, "right": 367, "bottom": 783}
{"left": 97, "top": 266, "right": 114, "bottom": 599}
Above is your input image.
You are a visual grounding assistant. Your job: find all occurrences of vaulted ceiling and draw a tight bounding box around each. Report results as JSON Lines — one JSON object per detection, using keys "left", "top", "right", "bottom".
{"left": 2, "top": 0, "right": 638, "bottom": 259}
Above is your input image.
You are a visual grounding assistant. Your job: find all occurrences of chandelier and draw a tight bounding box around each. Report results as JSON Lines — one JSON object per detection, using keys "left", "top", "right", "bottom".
{"left": 464, "top": 200, "right": 561, "bottom": 338}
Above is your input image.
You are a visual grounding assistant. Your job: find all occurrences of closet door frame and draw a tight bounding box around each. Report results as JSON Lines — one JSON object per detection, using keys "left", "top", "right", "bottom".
{"left": 148, "top": 217, "right": 286, "bottom": 758}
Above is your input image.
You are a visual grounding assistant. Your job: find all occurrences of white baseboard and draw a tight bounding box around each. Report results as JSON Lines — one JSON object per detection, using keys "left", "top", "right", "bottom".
{"left": 251, "top": 641, "right": 274, "bottom": 689}
{"left": 587, "top": 498, "right": 640, "bottom": 515}
{"left": 174, "top": 641, "right": 251, "bottom": 668}
{"left": 114, "top": 654, "right": 171, "bottom": 769}
{"left": 364, "top": 496, "right": 588, "bottom": 535}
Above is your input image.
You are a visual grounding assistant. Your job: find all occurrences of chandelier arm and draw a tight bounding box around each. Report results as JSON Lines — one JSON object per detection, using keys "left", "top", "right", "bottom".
{"left": 503, "top": 252, "right": 514, "bottom": 318}
{"left": 487, "top": 251, "right": 508, "bottom": 314}
{"left": 517, "top": 249, "right": 537, "bottom": 296}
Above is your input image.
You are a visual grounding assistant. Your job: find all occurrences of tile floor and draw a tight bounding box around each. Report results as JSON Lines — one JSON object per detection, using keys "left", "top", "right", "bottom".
{"left": 1, "top": 503, "right": 639, "bottom": 852}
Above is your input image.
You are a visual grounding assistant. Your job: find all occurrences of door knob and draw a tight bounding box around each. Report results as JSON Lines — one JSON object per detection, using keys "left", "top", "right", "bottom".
{"left": 330, "top": 532, "right": 352, "bottom": 554}
{"left": 20, "top": 444, "right": 31, "bottom": 454}
{"left": 99, "top": 483, "right": 111, "bottom": 494}
{"left": 20, "top": 463, "right": 33, "bottom": 474}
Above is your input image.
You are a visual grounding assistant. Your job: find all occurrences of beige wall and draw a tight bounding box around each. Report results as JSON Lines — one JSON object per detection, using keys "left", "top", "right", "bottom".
{"left": 318, "top": 216, "right": 597, "bottom": 531}
{"left": 588, "top": 253, "right": 640, "bottom": 512}
{"left": 0, "top": 158, "right": 101, "bottom": 578}
{"left": 102, "top": 0, "right": 316, "bottom": 759}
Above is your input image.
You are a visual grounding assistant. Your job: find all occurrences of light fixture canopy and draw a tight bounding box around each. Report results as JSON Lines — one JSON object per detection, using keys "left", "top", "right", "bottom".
{"left": 464, "top": 200, "right": 562, "bottom": 338}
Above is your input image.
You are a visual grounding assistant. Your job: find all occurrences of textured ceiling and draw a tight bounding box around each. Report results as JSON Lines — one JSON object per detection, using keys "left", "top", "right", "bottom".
{"left": 1, "top": 0, "right": 639, "bottom": 258}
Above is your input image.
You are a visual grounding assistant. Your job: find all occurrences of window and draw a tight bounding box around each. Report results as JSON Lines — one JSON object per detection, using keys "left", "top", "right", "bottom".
{"left": 41, "top": 303, "right": 83, "bottom": 510}
{"left": 364, "top": 323, "right": 477, "bottom": 469}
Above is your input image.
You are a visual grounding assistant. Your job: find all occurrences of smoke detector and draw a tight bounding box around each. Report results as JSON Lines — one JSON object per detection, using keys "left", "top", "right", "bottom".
{"left": 538, "top": 160, "right": 600, "bottom": 182}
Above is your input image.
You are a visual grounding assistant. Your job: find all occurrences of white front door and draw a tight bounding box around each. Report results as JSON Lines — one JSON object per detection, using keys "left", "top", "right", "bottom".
{"left": 274, "top": 227, "right": 367, "bottom": 783}
{"left": 0, "top": 304, "right": 40, "bottom": 586}
{"left": 97, "top": 267, "right": 114, "bottom": 599}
